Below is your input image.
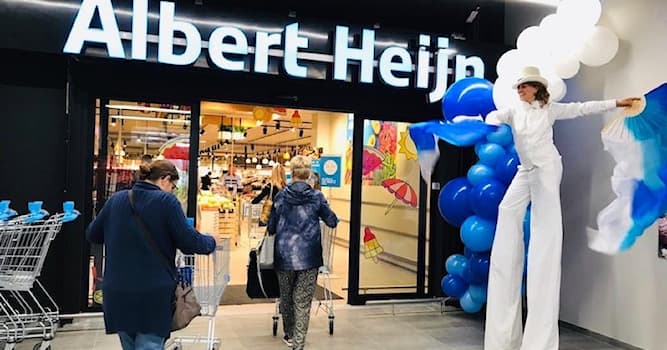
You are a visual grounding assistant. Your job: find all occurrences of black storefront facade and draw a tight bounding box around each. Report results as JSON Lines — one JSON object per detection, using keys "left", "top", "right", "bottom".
{"left": 0, "top": 0, "right": 508, "bottom": 314}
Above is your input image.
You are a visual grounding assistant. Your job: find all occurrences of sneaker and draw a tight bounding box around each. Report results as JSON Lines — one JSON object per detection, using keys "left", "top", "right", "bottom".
{"left": 283, "top": 335, "right": 293, "bottom": 347}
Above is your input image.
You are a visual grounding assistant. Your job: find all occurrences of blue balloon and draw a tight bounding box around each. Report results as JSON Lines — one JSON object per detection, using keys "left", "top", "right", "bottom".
{"left": 467, "top": 164, "right": 496, "bottom": 186}
{"left": 476, "top": 143, "right": 506, "bottom": 166}
{"left": 442, "top": 77, "right": 496, "bottom": 122}
{"left": 486, "top": 124, "right": 514, "bottom": 146}
{"left": 468, "top": 284, "right": 488, "bottom": 304}
{"left": 460, "top": 290, "right": 484, "bottom": 313}
{"left": 506, "top": 143, "right": 518, "bottom": 155}
{"left": 469, "top": 252, "right": 491, "bottom": 284}
{"left": 464, "top": 247, "right": 474, "bottom": 258}
{"left": 438, "top": 177, "right": 474, "bottom": 227}
{"left": 494, "top": 153, "right": 520, "bottom": 185}
{"left": 441, "top": 274, "right": 468, "bottom": 298}
{"left": 460, "top": 263, "right": 475, "bottom": 284}
{"left": 445, "top": 254, "right": 469, "bottom": 277}
{"left": 460, "top": 215, "right": 496, "bottom": 252}
{"left": 470, "top": 179, "right": 507, "bottom": 220}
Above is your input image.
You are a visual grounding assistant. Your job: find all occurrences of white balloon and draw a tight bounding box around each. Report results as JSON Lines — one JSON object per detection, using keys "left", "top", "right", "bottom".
{"left": 493, "top": 76, "right": 520, "bottom": 110}
{"left": 578, "top": 26, "right": 619, "bottom": 67}
{"left": 496, "top": 49, "right": 522, "bottom": 78}
{"left": 557, "top": 0, "right": 601, "bottom": 28}
{"left": 516, "top": 26, "right": 544, "bottom": 52}
{"left": 553, "top": 55, "right": 580, "bottom": 79}
{"left": 547, "top": 75, "right": 567, "bottom": 102}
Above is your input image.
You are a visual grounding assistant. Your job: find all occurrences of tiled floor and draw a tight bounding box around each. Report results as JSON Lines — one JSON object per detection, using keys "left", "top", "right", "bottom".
{"left": 13, "top": 302, "right": 629, "bottom": 350}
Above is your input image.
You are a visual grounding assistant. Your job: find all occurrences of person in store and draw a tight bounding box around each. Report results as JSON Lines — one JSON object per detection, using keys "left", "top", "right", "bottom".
{"left": 252, "top": 164, "right": 287, "bottom": 204}
{"left": 201, "top": 171, "right": 212, "bottom": 191}
{"left": 86, "top": 160, "right": 217, "bottom": 350}
{"left": 223, "top": 166, "right": 243, "bottom": 195}
{"left": 482, "top": 66, "right": 640, "bottom": 350}
{"left": 267, "top": 156, "right": 338, "bottom": 350}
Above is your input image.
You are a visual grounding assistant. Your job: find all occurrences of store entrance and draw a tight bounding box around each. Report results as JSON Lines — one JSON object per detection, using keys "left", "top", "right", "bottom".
{"left": 196, "top": 102, "right": 351, "bottom": 305}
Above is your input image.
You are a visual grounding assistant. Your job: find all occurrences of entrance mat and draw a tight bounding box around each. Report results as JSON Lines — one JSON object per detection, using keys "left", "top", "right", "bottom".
{"left": 220, "top": 284, "right": 343, "bottom": 305}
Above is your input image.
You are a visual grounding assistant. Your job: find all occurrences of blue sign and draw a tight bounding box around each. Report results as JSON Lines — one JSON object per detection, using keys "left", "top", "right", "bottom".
{"left": 316, "top": 155, "right": 342, "bottom": 187}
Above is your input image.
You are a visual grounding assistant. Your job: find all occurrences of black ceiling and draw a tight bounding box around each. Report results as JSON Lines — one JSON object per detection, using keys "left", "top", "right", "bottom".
{"left": 173, "top": 0, "right": 507, "bottom": 43}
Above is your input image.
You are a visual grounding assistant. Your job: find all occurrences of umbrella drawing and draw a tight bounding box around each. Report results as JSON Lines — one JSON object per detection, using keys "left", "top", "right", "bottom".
{"left": 382, "top": 178, "right": 418, "bottom": 215}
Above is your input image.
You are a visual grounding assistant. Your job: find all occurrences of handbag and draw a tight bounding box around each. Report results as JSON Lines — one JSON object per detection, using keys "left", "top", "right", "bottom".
{"left": 246, "top": 248, "right": 280, "bottom": 299}
{"left": 128, "top": 191, "right": 201, "bottom": 331}
{"left": 257, "top": 233, "right": 274, "bottom": 269}
{"left": 259, "top": 184, "right": 274, "bottom": 224}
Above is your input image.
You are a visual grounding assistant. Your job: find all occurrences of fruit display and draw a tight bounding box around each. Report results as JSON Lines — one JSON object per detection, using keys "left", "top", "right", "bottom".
{"left": 198, "top": 191, "right": 235, "bottom": 211}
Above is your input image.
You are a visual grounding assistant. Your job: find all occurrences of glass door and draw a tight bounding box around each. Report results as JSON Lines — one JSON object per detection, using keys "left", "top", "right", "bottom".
{"left": 88, "top": 98, "right": 197, "bottom": 310}
{"left": 348, "top": 118, "right": 428, "bottom": 303}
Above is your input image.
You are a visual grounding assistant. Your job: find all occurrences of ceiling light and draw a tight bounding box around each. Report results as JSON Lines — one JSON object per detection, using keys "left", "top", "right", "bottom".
{"left": 263, "top": 126, "right": 268, "bottom": 135}
{"left": 256, "top": 164, "right": 262, "bottom": 169}
{"left": 105, "top": 104, "right": 190, "bottom": 115}
{"left": 299, "top": 129, "right": 304, "bottom": 137}
{"left": 110, "top": 115, "right": 190, "bottom": 124}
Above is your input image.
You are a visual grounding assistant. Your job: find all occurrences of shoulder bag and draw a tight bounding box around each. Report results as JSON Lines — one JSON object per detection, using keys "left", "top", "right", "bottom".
{"left": 128, "top": 190, "right": 201, "bottom": 332}
{"left": 259, "top": 184, "right": 274, "bottom": 225}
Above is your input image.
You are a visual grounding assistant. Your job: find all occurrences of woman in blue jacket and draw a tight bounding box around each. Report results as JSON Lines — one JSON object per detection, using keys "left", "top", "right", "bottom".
{"left": 86, "top": 160, "right": 216, "bottom": 350}
{"left": 268, "top": 155, "right": 338, "bottom": 350}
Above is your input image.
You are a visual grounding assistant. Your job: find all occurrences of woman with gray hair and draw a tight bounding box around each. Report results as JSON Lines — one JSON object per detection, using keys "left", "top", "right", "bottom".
{"left": 267, "top": 155, "right": 338, "bottom": 349}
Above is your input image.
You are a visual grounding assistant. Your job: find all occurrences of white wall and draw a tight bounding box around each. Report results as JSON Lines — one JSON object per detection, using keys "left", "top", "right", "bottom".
{"left": 556, "top": 1, "right": 667, "bottom": 349}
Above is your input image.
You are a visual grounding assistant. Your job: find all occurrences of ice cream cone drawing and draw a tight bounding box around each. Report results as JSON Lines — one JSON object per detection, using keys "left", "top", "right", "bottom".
{"left": 363, "top": 227, "right": 384, "bottom": 263}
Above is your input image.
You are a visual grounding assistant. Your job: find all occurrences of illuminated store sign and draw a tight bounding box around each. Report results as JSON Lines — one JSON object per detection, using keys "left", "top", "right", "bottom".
{"left": 63, "top": 0, "right": 486, "bottom": 102}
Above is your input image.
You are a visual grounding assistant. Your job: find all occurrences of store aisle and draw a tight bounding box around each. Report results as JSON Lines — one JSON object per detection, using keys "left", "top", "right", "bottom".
{"left": 21, "top": 303, "right": 627, "bottom": 350}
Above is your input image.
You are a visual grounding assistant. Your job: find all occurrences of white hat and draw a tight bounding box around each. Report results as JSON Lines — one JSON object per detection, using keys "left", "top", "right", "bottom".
{"left": 512, "top": 66, "right": 548, "bottom": 89}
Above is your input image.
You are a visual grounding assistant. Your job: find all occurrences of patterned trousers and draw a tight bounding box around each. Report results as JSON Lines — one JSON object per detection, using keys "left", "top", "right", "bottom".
{"left": 277, "top": 268, "right": 318, "bottom": 350}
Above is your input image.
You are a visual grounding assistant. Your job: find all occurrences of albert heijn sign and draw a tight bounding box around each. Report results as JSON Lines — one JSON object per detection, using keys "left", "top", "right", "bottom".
{"left": 63, "top": 0, "right": 488, "bottom": 103}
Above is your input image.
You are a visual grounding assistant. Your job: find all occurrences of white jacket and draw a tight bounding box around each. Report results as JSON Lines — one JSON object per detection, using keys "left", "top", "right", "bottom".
{"left": 486, "top": 100, "right": 617, "bottom": 169}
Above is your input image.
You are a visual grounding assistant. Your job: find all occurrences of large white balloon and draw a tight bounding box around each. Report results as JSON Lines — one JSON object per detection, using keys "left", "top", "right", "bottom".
{"left": 557, "top": 0, "right": 601, "bottom": 28}
{"left": 553, "top": 55, "right": 580, "bottom": 79}
{"left": 543, "top": 70, "right": 567, "bottom": 102}
{"left": 516, "top": 26, "right": 544, "bottom": 52}
{"left": 496, "top": 49, "right": 522, "bottom": 78}
{"left": 492, "top": 76, "right": 520, "bottom": 110}
{"left": 578, "top": 26, "right": 619, "bottom": 67}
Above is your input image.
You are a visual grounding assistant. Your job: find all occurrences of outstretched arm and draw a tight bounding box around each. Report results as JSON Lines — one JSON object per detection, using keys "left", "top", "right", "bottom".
{"left": 485, "top": 108, "right": 513, "bottom": 126}
{"left": 551, "top": 98, "right": 640, "bottom": 120}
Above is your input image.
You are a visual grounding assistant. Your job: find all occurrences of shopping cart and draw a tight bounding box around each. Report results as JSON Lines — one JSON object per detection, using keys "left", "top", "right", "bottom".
{"left": 246, "top": 203, "right": 265, "bottom": 246}
{"left": 166, "top": 237, "right": 231, "bottom": 350}
{"left": 271, "top": 221, "right": 338, "bottom": 336}
{"left": 0, "top": 201, "right": 80, "bottom": 350}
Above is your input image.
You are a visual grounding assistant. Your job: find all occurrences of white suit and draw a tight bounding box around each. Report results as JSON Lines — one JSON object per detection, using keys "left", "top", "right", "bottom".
{"left": 483, "top": 100, "right": 617, "bottom": 350}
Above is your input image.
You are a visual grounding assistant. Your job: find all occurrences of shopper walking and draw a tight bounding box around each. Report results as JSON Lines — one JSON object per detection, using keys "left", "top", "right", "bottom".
{"left": 268, "top": 156, "right": 338, "bottom": 349}
{"left": 482, "top": 66, "right": 639, "bottom": 350}
{"left": 86, "top": 160, "right": 217, "bottom": 350}
{"left": 251, "top": 163, "right": 287, "bottom": 204}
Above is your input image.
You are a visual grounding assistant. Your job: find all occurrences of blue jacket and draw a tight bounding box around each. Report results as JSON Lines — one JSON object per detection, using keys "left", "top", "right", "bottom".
{"left": 86, "top": 181, "right": 216, "bottom": 338}
{"left": 268, "top": 181, "right": 338, "bottom": 271}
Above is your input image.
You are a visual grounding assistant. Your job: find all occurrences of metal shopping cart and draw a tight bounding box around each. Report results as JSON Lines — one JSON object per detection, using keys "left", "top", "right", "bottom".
{"left": 244, "top": 203, "right": 265, "bottom": 247}
{"left": 0, "top": 201, "right": 80, "bottom": 350}
{"left": 166, "top": 237, "right": 231, "bottom": 350}
{"left": 271, "top": 221, "right": 338, "bottom": 336}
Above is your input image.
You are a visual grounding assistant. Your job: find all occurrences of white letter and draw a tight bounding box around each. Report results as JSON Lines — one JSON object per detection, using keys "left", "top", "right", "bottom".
{"left": 208, "top": 27, "right": 248, "bottom": 71}
{"left": 428, "top": 38, "right": 455, "bottom": 103}
{"left": 333, "top": 26, "right": 375, "bottom": 83}
{"left": 455, "top": 55, "right": 485, "bottom": 80}
{"left": 378, "top": 46, "right": 412, "bottom": 87}
{"left": 158, "top": 1, "right": 201, "bottom": 65}
{"left": 131, "top": 0, "right": 148, "bottom": 60}
{"left": 254, "top": 32, "right": 281, "bottom": 73}
{"left": 416, "top": 34, "right": 430, "bottom": 89}
{"left": 63, "top": 0, "right": 124, "bottom": 58}
{"left": 284, "top": 23, "right": 309, "bottom": 78}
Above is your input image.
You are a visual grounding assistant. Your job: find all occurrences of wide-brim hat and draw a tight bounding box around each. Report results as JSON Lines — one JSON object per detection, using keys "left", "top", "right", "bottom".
{"left": 512, "top": 66, "right": 549, "bottom": 89}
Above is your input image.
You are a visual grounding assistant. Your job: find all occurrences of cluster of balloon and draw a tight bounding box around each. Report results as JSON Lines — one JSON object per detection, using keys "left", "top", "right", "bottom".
{"left": 437, "top": 77, "right": 531, "bottom": 313}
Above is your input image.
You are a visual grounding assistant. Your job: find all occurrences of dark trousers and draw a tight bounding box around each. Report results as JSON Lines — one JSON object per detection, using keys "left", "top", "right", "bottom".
{"left": 277, "top": 268, "right": 318, "bottom": 349}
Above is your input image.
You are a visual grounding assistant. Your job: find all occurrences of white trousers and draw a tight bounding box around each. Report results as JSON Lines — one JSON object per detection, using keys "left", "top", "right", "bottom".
{"left": 484, "top": 157, "right": 563, "bottom": 350}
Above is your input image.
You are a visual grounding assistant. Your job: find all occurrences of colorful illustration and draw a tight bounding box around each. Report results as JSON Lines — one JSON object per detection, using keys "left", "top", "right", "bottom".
{"left": 382, "top": 178, "right": 418, "bottom": 215}
{"left": 362, "top": 146, "right": 383, "bottom": 176}
{"left": 363, "top": 120, "right": 398, "bottom": 185}
{"left": 363, "top": 227, "right": 384, "bottom": 263}
{"left": 398, "top": 127, "right": 419, "bottom": 160}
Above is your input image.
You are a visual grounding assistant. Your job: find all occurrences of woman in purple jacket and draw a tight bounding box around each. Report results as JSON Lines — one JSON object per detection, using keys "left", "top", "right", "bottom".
{"left": 268, "top": 155, "right": 338, "bottom": 350}
{"left": 86, "top": 160, "right": 216, "bottom": 350}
